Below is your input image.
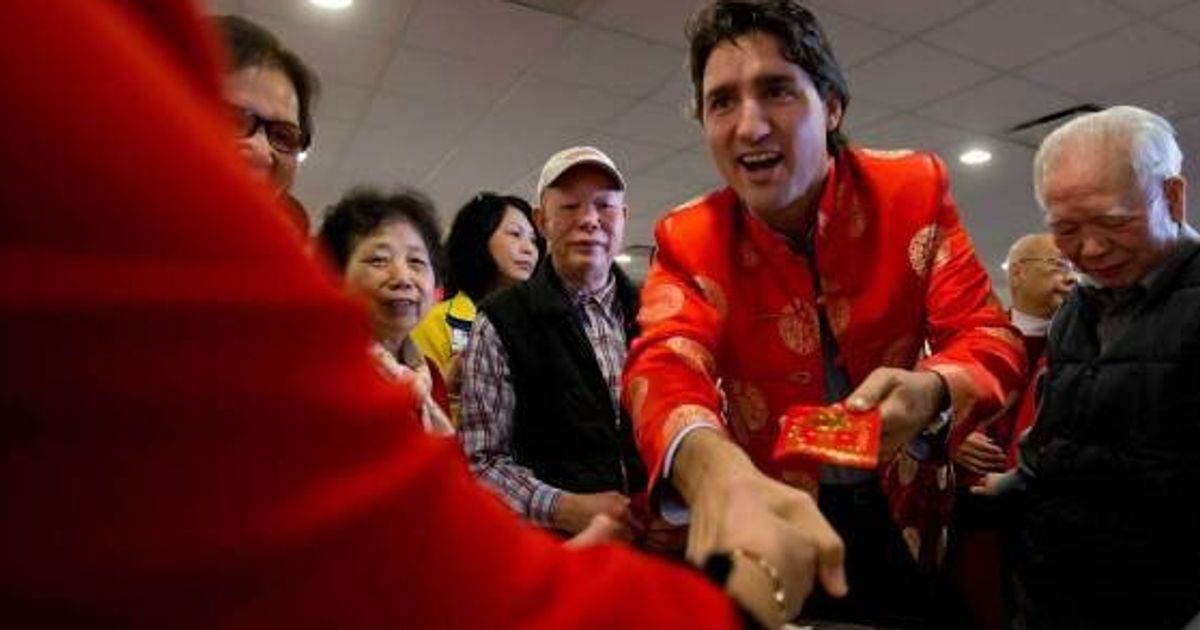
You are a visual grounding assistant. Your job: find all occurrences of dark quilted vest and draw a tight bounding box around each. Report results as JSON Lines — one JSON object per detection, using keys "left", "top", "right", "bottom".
{"left": 479, "top": 263, "right": 647, "bottom": 495}
{"left": 1017, "top": 239, "right": 1200, "bottom": 629}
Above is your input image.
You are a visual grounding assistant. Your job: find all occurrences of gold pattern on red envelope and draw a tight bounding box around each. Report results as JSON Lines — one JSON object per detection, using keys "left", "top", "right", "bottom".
{"left": 773, "top": 403, "right": 882, "bottom": 469}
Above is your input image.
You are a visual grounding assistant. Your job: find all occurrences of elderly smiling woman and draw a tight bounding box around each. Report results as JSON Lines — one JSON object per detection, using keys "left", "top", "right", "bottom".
{"left": 318, "top": 187, "right": 454, "bottom": 436}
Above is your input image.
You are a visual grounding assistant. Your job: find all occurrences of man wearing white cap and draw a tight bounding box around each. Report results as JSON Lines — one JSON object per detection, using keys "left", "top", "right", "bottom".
{"left": 459, "top": 147, "right": 661, "bottom": 544}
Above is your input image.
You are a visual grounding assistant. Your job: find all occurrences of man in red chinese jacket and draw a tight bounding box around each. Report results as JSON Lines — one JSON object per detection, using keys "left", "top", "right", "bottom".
{"left": 623, "top": 1, "right": 1027, "bottom": 626}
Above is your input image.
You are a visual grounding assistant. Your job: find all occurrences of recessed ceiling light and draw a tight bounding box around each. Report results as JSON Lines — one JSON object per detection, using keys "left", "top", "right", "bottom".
{"left": 615, "top": 254, "right": 633, "bottom": 264}
{"left": 959, "top": 148, "right": 992, "bottom": 166}
{"left": 309, "top": 0, "right": 352, "bottom": 10}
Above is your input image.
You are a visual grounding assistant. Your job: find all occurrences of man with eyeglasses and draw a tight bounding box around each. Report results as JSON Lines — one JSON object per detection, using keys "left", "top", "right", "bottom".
{"left": 215, "top": 15, "right": 318, "bottom": 233}
{"left": 1005, "top": 106, "right": 1200, "bottom": 628}
{"left": 945, "top": 233, "right": 1075, "bottom": 630}
{"left": 956, "top": 235, "right": 1075, "bottom": 482}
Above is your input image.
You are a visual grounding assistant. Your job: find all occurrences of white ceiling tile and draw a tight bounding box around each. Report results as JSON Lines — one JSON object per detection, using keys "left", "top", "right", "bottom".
{"left": 602, "top": 101, "right": 700, "bottom": 150}
{"left": 843, "top": 98, "right": 896, "bottom": 134}
{"left": 360, "top": 92, "right": 485, "bottom": 138}
{"left": 1020, "top": 23, "right": 1200, "bottom": 99}
{"left": 379, "top": 47, "right": 519, "bottom": 107}
{"left": 243, "top": 13, "right": 396, "bottom": 87}
{"left": 240, "top": 0, "right": 417, "bottom": 40}
{"left": 1157, "top": 1, "right": 1200, "bottom": 40}
{"left": 573, "top": 133, "right": 684, "bottom": 174}
{"left": 922, "top": 0, "right": 1133, "bottom": 69}
{"left": 856, "top": 114, "right": 976, "bottom": 154}
{"left": 1115, "top": 0, "right": 1193, "bottom": 16}
{"left": 633, "top": 173, "right": 714, "bottom": 208}
{"left": 582, "top": 0, "right": 703, "bottom": 48}
{"left": 316, "top": 81, "right": 373, "bottom": 123}
{"left": 532, "top": 26, "right": 684, "bottom": 97}
{"left": 321, "top": 164, "right": 433, "bottom": 212}
{"left": 402, "top": 0, "right": 569, "bottom": 71}
{"left": 306, "top": 118, "right": 356, "bottom": 164}
{"left": 810, "top": 9, "right": 902, "bottom": 67}
{"left": 1171, "top": 113, "right": 1200, "bottom": 158}
{"left": 806, "top": 0, "right": 986, "bottom": 35}
{"left": 641, "top": 149, "right": 719, "bottom": 184}
{"left": 336, "top": 92, "right": 489, "bottom": 185}
{"left": 292, "top": 182, "right": 340, "bottom": 225}
{"left": 648, "top": 74, "right": 694, "bottom": 111}
{"left": 917, "top": 77, "right": 1076, "bottom": 133}
{"left": 504, "top": 170, "right": 542, "bottom": 204}
{"left": 487, "top": 75, "right": 636, "bottom": 130}
{"left": 943, "top": 141, "right": 1038, "bottom": 219}
{"left": 335, "top": 128, "right": 445, "bottom": 187}
{"left": 1098, "top": 66, "right": 1200, "bottom": 120}
{"left": 848, "top": 43, "right": 995, "bottom": 109}
{"left": 293, "top": 155, "right": 335, "bottom": 192}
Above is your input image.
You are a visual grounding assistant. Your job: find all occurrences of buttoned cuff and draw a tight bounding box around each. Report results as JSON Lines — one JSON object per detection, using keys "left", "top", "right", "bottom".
{"left": 529, "top": 484, "right": 563, "bottom": 528}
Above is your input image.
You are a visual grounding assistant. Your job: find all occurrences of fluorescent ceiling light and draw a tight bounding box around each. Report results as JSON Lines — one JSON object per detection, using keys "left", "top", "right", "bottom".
{"left": 615, "top": 254, "right": 633, "bottom": 264}
{"left": 309, "top": 0, "right": 352, "bottom": 10}
{"left": 959, "top": 148, "right": 992, "bottom": 166}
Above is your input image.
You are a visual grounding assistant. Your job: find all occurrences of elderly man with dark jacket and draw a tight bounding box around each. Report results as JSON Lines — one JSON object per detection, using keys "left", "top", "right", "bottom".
{"left": 1015, "top": 105, "right": 1200, "bottom": 629}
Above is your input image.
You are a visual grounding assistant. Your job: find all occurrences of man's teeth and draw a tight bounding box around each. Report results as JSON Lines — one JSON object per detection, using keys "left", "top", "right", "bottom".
{"left": 741, "top": 153, "right": 779, "bottom": 166}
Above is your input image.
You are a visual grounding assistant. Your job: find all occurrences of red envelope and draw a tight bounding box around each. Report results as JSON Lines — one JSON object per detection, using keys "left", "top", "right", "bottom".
{"left": 773, "top": 403, "right": 882, "bottom": 469}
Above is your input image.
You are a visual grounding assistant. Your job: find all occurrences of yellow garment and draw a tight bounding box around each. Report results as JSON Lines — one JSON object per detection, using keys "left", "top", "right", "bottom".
{"left": 411, "top": 291, "right": 476, "bottom": 380}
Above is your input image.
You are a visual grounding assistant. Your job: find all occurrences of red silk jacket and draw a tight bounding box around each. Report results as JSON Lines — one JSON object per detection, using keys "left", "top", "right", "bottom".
{"left": 623, "top": 149, "right": 1027, "bottom": 567}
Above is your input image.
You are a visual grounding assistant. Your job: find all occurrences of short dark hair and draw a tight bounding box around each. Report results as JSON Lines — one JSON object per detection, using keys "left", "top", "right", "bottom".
{"left": 317, "top": 188, "right": 443, "bottom": 283}
{"left": 213, "top": 15, "right": 319, "bottom": 150}
{"left": 686, "top": 0, "right": 850, "bottom": 153}
{"left": 444, "top": 192, "right": 543, "bottom": 302}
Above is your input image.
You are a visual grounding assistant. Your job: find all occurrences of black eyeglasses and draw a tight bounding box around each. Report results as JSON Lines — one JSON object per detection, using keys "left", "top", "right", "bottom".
{"left": 230, "top": 106, "right": 309, "bottom": 155}
{"left": 1018, "top": 257, "right": 1076, "bottom": 273}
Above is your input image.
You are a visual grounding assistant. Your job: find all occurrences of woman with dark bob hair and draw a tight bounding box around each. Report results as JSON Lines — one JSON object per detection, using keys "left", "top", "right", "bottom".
{"left": 318, "top": 187, "right": 453, "bottom": 435}
{"left": 410, "top": 192, "right": 541, "bottom": 414}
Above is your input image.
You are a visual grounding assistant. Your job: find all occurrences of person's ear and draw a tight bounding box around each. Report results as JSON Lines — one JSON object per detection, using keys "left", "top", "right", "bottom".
{"left": 824, "top": 94, "right": 844, "bottom": 132}
{"left": 1008, "top": 262, "right": 1025, "bottom": 289}
{"left": 533, "top": 205, "right": 548, "bottom": 237}
{"left": 1165, "top": 175, "right": 1187, "bottom": 224}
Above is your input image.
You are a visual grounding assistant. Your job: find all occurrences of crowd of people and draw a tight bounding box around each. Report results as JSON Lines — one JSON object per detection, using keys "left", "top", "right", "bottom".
{"left": 3, "top": 1, "right": 1199, "bottom": 629}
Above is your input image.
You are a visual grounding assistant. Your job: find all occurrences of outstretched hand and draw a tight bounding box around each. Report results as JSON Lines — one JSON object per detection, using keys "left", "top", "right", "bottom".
{"left": 845, "top": 367, "right": 947, "bottom": 457}
{"left": 674, "top": 430, "right": 846, "bottom": 628}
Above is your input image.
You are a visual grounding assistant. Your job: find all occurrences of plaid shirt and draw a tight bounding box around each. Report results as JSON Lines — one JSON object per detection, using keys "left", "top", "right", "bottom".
{"left": 459, "top": 271, "right": 626, "bottom": 527}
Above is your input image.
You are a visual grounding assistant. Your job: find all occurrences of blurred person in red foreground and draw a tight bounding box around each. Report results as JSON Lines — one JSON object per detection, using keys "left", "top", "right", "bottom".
{"left": 623, "top": 1, "right": 1026, "bottom": 626}
{"left": 0, "top": 2, "right": 820, "bottom": 628}
{"left": 214, "top": 14, "right": 318, "bottom": 233}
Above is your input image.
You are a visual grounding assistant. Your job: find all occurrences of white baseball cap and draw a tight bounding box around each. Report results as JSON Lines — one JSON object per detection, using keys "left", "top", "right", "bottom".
{"left": 535, "top": 146, "right": 625, "bottom": 201}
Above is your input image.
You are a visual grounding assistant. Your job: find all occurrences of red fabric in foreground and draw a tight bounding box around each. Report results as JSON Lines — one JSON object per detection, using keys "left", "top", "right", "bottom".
{"left": 0, "top": 2, "right": 737, "bottom": 628}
